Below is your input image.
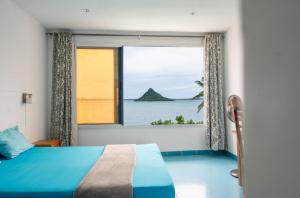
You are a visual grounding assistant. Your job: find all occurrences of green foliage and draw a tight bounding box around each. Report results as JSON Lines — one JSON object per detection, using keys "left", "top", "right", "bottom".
{"left": 186, "top": 119, "right": 195, "bottom": 124}
{"left": 192, "top": 79, "right": 204, "bottom": 112}
{"left": 151, "top": 115, "right": 203, "bottom": 125}
{"left": 151, "top": 119, "right": 174, "bottom": 125}
{"left": 163, "top": 120, "right": 173, "bottom": 125}
{"left": 175, "top": 115, "right": 185, "bottom": 124}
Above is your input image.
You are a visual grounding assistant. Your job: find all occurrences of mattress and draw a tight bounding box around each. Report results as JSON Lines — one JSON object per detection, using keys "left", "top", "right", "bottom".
{"left": 0, "top": 144, "right": 175, "bottom": 198}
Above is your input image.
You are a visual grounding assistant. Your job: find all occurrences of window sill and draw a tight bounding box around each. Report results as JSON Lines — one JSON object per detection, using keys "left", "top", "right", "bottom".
{"left": 78, "top": 124, "right": 205, "bottom": 129}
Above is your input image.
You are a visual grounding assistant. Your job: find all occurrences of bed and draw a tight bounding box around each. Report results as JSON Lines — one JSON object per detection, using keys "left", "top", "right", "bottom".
{"left": 0, "top": 144, "right": 175, "bottom": 198}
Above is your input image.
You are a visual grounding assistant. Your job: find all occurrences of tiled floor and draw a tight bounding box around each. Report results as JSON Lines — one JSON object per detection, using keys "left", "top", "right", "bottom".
{"left": 164, "top": 154, "right": 243, "bottom": 198}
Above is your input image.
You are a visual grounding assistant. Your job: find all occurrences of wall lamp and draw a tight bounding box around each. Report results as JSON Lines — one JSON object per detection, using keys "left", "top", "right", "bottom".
{"left": 22, "top": 93, "right": 32, "bottom": 104}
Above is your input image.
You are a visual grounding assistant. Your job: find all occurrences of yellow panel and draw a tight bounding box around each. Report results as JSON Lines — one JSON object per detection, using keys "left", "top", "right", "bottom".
{"left": 76, "top": 48, "right": 117, "bottom": 124}
{"left": 77, "top": 99, "right": 115, "bottom": 124}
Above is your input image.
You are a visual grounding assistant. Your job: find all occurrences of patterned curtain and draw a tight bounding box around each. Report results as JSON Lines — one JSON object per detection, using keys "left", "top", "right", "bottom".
{"left": 50, "top": 32, "right": 73, "bottom": 146}
{"left": 204, "top": 33, "right": 226, "bottom": 150}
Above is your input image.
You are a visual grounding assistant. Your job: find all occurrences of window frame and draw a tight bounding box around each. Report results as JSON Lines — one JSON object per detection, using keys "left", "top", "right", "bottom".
{"left": 74, "top": 35, "right": 204, "bottom": 127}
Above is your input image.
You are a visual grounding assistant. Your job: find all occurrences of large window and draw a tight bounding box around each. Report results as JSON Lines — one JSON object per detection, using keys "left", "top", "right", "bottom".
{"left": 76, "top": 46, "right": 203, "bottom": 126}
{"left": 76, "top": 48, "right": 118, "bottom": 124}
{"left": 123, "top": 46, "right": 203, "bottom": 126}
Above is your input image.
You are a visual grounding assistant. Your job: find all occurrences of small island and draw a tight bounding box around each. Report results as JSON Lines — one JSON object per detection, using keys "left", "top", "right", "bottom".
{"left": 135, "top": 88, "right": 174, "bottom": 101}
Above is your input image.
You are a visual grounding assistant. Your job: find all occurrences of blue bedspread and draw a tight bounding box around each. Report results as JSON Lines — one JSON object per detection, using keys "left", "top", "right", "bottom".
{"left": 0, "top": 144, "right": 175, "bottom": 198}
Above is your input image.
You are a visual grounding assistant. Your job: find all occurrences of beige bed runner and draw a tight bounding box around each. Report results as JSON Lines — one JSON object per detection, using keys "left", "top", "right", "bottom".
{"left": 75, "top": 144, "right": 136, "bottom": 198}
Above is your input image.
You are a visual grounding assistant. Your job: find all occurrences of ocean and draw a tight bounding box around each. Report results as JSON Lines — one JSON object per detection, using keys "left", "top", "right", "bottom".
{"left": 124, "top": 99, "right": 204, "bottom": 126}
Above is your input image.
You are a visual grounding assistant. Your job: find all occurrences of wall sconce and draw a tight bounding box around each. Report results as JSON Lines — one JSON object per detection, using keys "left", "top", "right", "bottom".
{"left": 22, "top": 93, "right": 32, "bottom": 104}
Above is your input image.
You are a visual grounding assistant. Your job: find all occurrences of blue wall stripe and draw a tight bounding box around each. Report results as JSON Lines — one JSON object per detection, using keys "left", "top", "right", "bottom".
{"left": 161, "top": 150, "right": 238, "bottom": 160}
{"left": 225, "top": 151, "right": 238, "bottom": 160}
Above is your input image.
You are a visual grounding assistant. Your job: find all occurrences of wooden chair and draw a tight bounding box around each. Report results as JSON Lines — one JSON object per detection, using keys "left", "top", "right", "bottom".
{"left": 227, "top": 95, "right": 244, "bottom": 186}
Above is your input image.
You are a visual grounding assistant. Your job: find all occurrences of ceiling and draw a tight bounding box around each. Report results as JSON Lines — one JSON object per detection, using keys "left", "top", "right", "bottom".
{"left": 14, "top": 0, "right": 239, "bottom": 33}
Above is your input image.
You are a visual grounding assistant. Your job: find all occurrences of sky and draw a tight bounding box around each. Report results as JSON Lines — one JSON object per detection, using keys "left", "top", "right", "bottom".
{"left": 124, "top": 46, "right": 203, "bottom": 99}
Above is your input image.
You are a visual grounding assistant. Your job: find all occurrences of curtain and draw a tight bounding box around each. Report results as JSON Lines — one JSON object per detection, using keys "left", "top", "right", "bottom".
{"left": 50, "top": 32, "right": 73, "bottom": 146}
{"left": 204, "top": 33, "right": 226, "bottom": 151}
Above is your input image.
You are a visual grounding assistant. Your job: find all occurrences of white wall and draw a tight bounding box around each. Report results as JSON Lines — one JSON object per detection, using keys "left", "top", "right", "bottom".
{"left": 0, "top": 0, "right": 47, "bottom": 142}
{"left": 242, "top": 0, "right": 300, "bottom": 197}
{"left": 224, "top": 1, "right": 243, "bottom": 156}
{"left": 79, "top": 125, "right": 207, "bottom": 152}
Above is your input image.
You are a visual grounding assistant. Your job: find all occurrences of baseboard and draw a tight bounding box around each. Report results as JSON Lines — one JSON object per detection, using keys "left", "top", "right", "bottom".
{"left": 225, "top": 151, "right": 238, "bottom": 160}
{"left": 161, "top": 150, "right": 238, "bottom": 160}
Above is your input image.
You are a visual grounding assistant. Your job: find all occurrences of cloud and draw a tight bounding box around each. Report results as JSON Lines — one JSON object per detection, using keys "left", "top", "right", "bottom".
{"left": 159, "top": 85, "right": 197, "bottom": 91}
{"left": 124, "top": 47, "right": 203, "bottom": 76}
{"left": 123, "top": 46, "right": 203, "bottom": 99}
{"left": 124, "top": 74, "right": 199, "bottom": 82}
